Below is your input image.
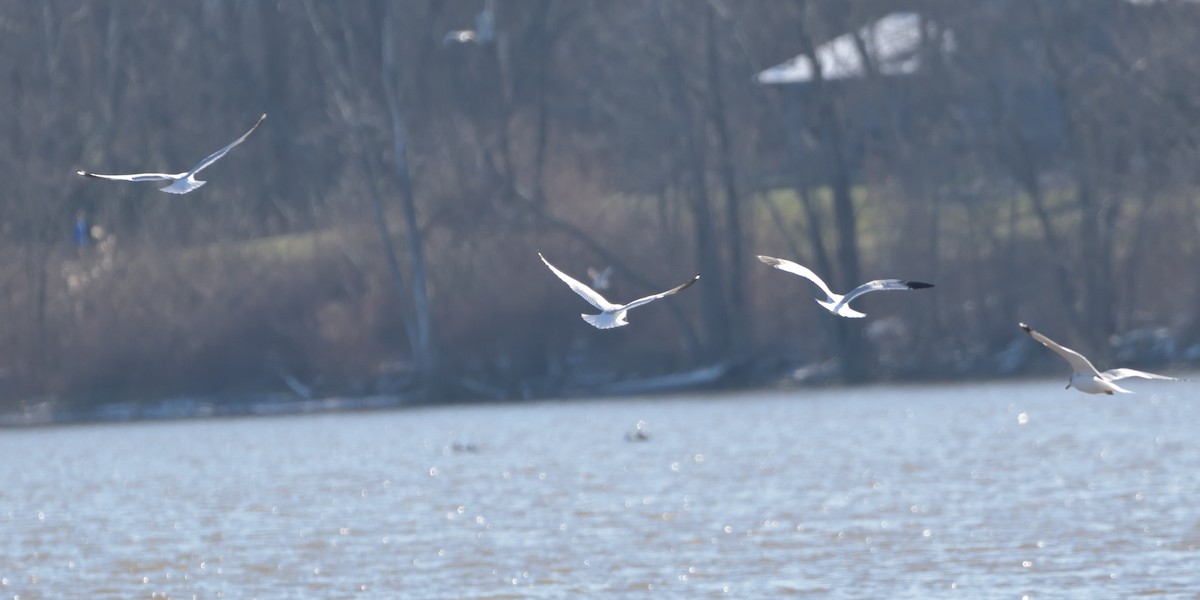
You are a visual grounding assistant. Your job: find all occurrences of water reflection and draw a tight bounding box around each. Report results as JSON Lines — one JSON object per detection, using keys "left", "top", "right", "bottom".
{"left": 0, "top": 378, "right": 1197, "bottom": 596}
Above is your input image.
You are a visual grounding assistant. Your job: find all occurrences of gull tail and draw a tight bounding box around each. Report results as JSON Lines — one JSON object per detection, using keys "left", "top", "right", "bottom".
{"left": 581, "top": 313, "right": 626, "bottom": 329}
{"left": 820, "top": 299, "right": 866, "bottom": 319}
{"left": 160, "top": 179, "right": 206, "bottom": 194}
{"left": 833, "top": 306, "right": 867, "bottom": 318}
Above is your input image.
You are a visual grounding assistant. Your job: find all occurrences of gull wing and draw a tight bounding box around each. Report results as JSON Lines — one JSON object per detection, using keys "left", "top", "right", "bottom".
{"left": 1100, "top": 368, "right": 1182, "bottom": 382}
{"left": 539, "top": 253, "right": 615, "bottom": 311}
{"left": 185, "top": 113, "right": 267, "bottom": 177}
{"left": 621, "top": 274, "right": 700, "bottom": 311}
{"left": 757, "top": 255, "right": 836, "bottom": 301}
{"left": 76, "top": 169, "right": 181, "bottom": 182}
{"left": 1019, "top": 323, "right": 1101, "bottom": 376}
{"left": 840, "top": 279, "right": 934, "bottom": 308}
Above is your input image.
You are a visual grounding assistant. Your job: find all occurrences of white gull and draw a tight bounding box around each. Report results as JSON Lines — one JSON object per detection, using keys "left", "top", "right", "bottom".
{"left": 757, "top": 255, "right": 933, "bottom": 318}
{"left": 587, "top": 266, "right": 613, "bottom": 291}
{"left": 540, "top": 253, "right": 697, "bottom": 329}
{"left": 77, "top": 113, "right": 266, "bottom": 195}
{"left": 1019, "top": 322, "right": 1183, "bottom": 395}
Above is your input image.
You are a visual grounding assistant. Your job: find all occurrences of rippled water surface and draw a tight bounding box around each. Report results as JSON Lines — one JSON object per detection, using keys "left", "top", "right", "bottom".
{"left": 2, "top": 379, "right": 1199, "bottom": 598}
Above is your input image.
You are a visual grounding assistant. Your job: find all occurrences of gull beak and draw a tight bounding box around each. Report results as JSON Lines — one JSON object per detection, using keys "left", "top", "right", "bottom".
{"left": 1065, "top": 382, "right": 1071, "bottom": 389}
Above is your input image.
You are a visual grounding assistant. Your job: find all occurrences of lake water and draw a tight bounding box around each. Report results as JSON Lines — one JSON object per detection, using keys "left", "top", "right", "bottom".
{"left": 1, "top": 378, "right": 1198, "bottom": 598}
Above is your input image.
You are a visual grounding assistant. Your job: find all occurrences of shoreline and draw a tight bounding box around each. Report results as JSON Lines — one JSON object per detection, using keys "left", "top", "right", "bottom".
{"left": 3, "top": 363, "right": 1194, "bottom": 429}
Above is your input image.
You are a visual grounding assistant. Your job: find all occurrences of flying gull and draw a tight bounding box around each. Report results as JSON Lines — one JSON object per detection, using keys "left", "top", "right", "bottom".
{"left": 756, "top": 255, "right": 933, "bottom": 318}
{"left": 1019, "top": 323, "right": 1183, "bottom": 395}
{"left": 77, "top": 113, "right": 267, "bottom": 195}
{"left": 587, "top": 266, "right": 613, "bottom": 291}
{"left": 443, "top": 30, "right": 478, "bottom": 44}
{"left": 443, "top": 0, "right": 495, "bottom": 45}
{"left": 539, "top": 252, "right": 697, "bottom": 329}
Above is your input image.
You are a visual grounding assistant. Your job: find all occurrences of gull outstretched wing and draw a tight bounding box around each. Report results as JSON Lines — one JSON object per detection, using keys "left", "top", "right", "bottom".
{"left": 186, "top": 113, "right": 267, "bottom": 177}
{"left": 621, "top": 274, "right": 700, "bottom": 311}
{"left": 539, "top": 253, "right": 615, "bottom": 311}
{"left": 76, "top": 169, "right": 180, "bottom": 182}
{"left": 757, "top": 255, "right": 837, "bottom": 302}
{"left": 840, "top": 279, "right": 934, "bottom": 308}
{"left": 1019, "top": 323, "right": 1101, "bottom": 376}
{"left": 1101, "top": 368, "right": 1182, "bottom": 382}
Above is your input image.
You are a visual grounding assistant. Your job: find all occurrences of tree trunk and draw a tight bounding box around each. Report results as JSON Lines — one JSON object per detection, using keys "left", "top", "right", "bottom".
{"left": 1033, "top": 1, "right": 1114, "bottom": 355}
{"left": 302, "top": 0, "right": 425, "bottom": 381}
{"left": 706, "top": 5, "right": 745, "bottom": 352}
{"left": 794, "top": 7, "right": 867, "bottom": 382}
{"left": 531, "top": 0, "right": 552, "bottom": 205}
{"left": 656, "top": 3, "right": 729, "bottom": 360}
{"left": 383, "top": 2, "right": 443, "bottom": 398}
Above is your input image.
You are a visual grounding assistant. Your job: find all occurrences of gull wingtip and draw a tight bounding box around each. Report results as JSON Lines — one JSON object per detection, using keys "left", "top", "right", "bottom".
{"left": 1018, "top": 322, "right": 1032, "bottom": 333}
{"left": 677, "top": 273, "right": 700, "bottom": 289}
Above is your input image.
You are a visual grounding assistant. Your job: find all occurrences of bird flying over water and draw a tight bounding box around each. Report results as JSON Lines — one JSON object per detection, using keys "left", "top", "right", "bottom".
{"left": 76, "top": 113, "right": 267, "bottom": 195}
{"left": 1018, "top": 323, "right": 1183, "bottom": 395}
{"left": 756, "top": 255, "right": 933, "bottom": 318}
{"left": 539, "top": 252, "right": 697, "bottom": 329}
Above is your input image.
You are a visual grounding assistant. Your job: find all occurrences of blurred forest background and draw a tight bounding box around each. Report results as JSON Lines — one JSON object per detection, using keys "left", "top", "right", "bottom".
{"left": 2, "top": 0, "right": 1200, "bottom": 409}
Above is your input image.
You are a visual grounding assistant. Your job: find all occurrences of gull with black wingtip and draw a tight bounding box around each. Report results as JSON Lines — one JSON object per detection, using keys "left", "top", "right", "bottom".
{"left": 77, "top": 113, "right": 266, "bottom": 195}
{"left": 539, "top": 253, "right": 698, "bottom": 330}
{"left": 757, "top": 255, "right": 933, "bottom": 318}
{"left": 1019, "top": 322, "right": 1183, "bottom": 395}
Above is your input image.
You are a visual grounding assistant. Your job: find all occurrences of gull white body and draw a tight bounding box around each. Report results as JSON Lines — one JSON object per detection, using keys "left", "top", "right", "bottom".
{"left": 539, "top": 253, "right": 698, "bottom": 329}
{"left": 77, "top": 113, "right": 266, "bottom": 194}
{"left": 1068, "top": 372, "right": 1132, "bottom": 395}
{"left": 1019, "top": 323, "right": 1182, "bottom": 395}
{"left": 443, "top": 0, "right": 494, "bottom": 45}
{"left": 587, "top": 266, "right": 613, "bottom": 291}
{"left": 756, "top": 255, "right": 933, "bottom": 318}
{"left": 443, "top": 30, "right": 477, "bottom": 44}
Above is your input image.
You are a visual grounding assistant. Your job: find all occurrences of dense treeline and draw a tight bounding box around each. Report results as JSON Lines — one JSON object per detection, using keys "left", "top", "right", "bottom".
{"left": 2, "top": 0, "right": 1199, "bottom": 406}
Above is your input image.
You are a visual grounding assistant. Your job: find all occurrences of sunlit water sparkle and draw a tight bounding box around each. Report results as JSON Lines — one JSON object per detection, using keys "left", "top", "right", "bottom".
{"left": 1, "top": 378, "right": 1198, "bottom": 598}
